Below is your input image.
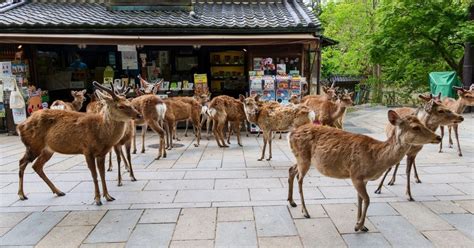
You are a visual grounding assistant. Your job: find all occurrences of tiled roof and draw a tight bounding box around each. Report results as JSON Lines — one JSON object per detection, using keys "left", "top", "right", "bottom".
{"left": 0, "top": 1, "right": 320, "bottom": 34}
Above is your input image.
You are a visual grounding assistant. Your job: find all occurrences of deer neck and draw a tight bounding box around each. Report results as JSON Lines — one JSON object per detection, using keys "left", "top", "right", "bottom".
{"left": 331, "top": 101, "right": 346, "bottom": 120}
{"left": 99, "top": 107, "right": 127, "bottom": 145}
{"left": 415, "top": 108, "right": 438, "bottom": 131}
{"left": 71, "top": 99, "right": 83, "bottom": 111}
{"left": 452, "top": 98, "right": 466, "bottom": 114}
{"left": 377, "top": 131, "right": 412, "bottom": 170}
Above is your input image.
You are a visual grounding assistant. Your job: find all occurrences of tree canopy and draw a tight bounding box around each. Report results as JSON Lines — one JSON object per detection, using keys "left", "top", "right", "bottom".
{"left": 319, "top": 0, "right": 473, "bottom": 93}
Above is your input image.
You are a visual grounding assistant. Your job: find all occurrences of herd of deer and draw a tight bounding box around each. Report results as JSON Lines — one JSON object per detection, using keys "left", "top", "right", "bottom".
{"left": 15, "top": 78, "right": 474, "bottom": 232}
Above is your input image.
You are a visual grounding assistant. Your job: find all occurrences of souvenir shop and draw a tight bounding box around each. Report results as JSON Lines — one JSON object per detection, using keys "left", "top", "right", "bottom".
{"left": 0, "top": 0, "right": 334, "bottom": 134}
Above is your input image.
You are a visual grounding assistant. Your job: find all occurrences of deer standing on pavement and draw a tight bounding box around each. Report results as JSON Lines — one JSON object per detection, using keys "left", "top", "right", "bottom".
{"left": 241, "top": 94, "right": 315, "bottom": 161}
{"left": 17, "top": 82, "right": 142, "bottom": 205}
{"left": 287, "top": 110, "right": 441, "bottom": 231}
{"left": 51, "top": 90, "right": 87, "bottom": 111}
{"left": 439, "top": 85, "right": 474, "bottom": 156}
{"left": 163, "top": 97, "right": 202, "bottom": 148}
{"left": 304, "top": 91, "right": 353, "bottom": 128}
{"left": 374, "top": 94, "right": 464, "bottom": 200}
{"left": 208, "top": 95, "right": 247, "bottom": 147}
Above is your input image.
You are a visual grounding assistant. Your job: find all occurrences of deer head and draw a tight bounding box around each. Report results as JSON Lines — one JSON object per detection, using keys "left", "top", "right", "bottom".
{"left": 338, "top": 90, "right": 354, "bottom": 107}
{"left": 388, "top": 110, "right": 441, "bottom": 145}
{"left": 418, "top": 94, "right": 464, "bottom": 126}
{"left": 240, "top": 94, "right": 261, "bottom": 119}
{"left": 454, "top": 86, "right": 474, "bottom": 106}
{"left": 93, "top": 82, "right": 142, "bottom": 121}
{"left": 71, "top": 89, "right": 87, "bottom": 102}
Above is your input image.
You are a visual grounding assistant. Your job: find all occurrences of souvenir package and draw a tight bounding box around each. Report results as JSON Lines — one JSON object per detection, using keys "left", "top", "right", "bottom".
{"left": 290, "top": 76, "right": 301, "bottom": 89}
{"left": 261, "top": 89, "right": 276, "bottom": 101}
{"left": 276, "top": 75, "right": 290, "bottom": 89}
{"left": 249, "top": 76, "right": 263, "bottom": 90}
{"left": 161, "top": 81, "right": 170, "bottom": 90}
{"left": 263, "top": 76, "right": 275, "bottom": 90}
{"left": 277, "top": 64, "right": 286, "bottom": 75}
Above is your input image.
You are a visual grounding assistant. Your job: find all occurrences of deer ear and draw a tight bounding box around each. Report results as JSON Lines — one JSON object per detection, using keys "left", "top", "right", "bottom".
{"left": 322, "top": 86, "right": 328, "bottom": 93}
{"left": 152, "top": 85, "right": 159, "bottom": 95}
{"left": 96, "top": 89, "right": 113, "bottom": 103}
{"left": 348, "top": 92, "right": 354, "bottom": 97}
{"left": 81, "top": 89, "right": 87, "bottom": 95}
{"left": 418, "top": 94, "right": 431, "bottom": 102}
{"left": 71, "top": 90, "right": 76, "bottom": 96}
{"left": 388, "top": 110, "right": 401, "bottom": 125}
{"left": 255, "top": 94, "right": 261, "bottom": 102}
{"left": 239, "top": 94, "right": 245, "bottom": 102}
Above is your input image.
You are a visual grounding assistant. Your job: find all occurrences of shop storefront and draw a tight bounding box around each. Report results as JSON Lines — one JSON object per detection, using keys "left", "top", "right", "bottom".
{"left": 0, "top": 0, "right": 332, "bottom": 132}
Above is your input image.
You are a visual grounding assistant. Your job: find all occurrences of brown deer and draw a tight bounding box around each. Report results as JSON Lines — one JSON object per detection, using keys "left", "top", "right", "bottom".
{"left": 183, "top": 93, "right": 211, "bottom": 138}
{"left": 301, "top": 84, "right": 338, "bottom": 103}
{"left": 86, "top": 85, "right": 136, "bottom": 186}
{"left": 163, "top": 96, "right": 202, "bottom": 148}
{"left": 374, "top": 94, "right": 464, "bottom": 200}
{"left": 17, "top": 82, "right": 142, "bottom": 205}
{"left": 439, "top": 85, "right": 474, "bottom": 156}
{"left": 131, "top": 92, "right": 167, "bottom": 159}
{"left": 241, "top": 94, "right": 315, "bottom": 161}
{"left": 273, "top": 94, "right": 302, "bottom": 140}
{"left": 208, "top": 95, "right": 247, "bottom": 147}
{"left": 304, "top": 91, "right": 353, "bottom": 128}
{"left": 50, "top": 89, "right": 87, "bottom": 111}
{"left": 287, "top": 110, "right": 441, "bottom": 232}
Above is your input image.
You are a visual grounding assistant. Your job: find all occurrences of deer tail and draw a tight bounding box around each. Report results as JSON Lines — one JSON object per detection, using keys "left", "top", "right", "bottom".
{"left": 155, "top": 103, "right": 167, "bottom": 120}
{"left": 308, "top": 111, "right": 316, "bottom": 122}
{"left": 208, "top": 108, "right": 217, "bottom": 118}
{"left": 201, "top": 105, "right": 208, "bottom": 115}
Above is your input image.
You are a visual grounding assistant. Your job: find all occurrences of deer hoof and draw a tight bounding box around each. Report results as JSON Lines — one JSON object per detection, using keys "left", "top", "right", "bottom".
{"left": 56, "top": 191, "right": 66, "bottom": 197}
{"left": 415, "top": 179, "right": 422, "bottom": 184}
{"left": 141, "top": 150, "right": 145, "bottom": 154}
{"left": 266, "top": 158, "right": 272, "bottom": 161}
{"left": 184, "top": 134, "right": 188, "bottom": 137}
{"left": 407, "top": 197, "right": 415, "bottom": 201}
{"left": 95, "top": 199, "right": 102, "bottom": 206}
{"left": 131, "top": 177, "right": 137, "bottom": 182}
{"left": 387, "top": 181, "right": 395, "bottom": 186}
{"left": 105, "top": 195, "right": 115, "bottom": 201}
{"left": 194, "top": 144, "right": 199, "bottom": 147}
{"left": 438, "top": 150, "right": 443, "bottom": 153}
{"left": 132, "top": 150, "right": 137, "bottom": 154}
{"left": 458, "top": 153, "right": 463, "bottom": 157}
{"left": 303, "top": 213, "right": 311, "bottom": 219}
{"left": 257, "top": 158, "right": 263, "bottom": 161}
{"left": 155, "top": 156, "right": 161, "bottom": 160}
{"left": 288, "top": 200, "right": 297, "bottom": 207}
{"left": 107, "top": 168, "right": 112, "bottom": 172}
{"left": 238, "top": 143, "right": 243, "bottom": 147}
{"left": 18, "top": 194, "right": 28, "bottom": 200}
{"left": 117, "top": 182, "right": 123, "bottom": 187}
{"left": 374, "top": 188, "right": 381, "bottom": 194}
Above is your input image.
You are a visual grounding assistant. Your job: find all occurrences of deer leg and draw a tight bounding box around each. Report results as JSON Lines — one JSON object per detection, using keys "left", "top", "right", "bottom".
{"left": 193, "top": 115, "right": 201, "bottom": 147}
{"left": 374, "top": 167, "right": 392, "bottom": 194}
{"left": 387, "top": 163, "right": 400, "bottom": 185}
{"left": 107, "top": 151, "right": 113, "bottom": 172}
{"left": 149, "top": 120, "right": 166, "bottom": 160}
{"left": 439, "top": 126, "right": 444, "bottom": 153}
{"left": 448, "top": 125, "right": 454, "bottom": 148}
{"left": 212, "top": 119, "right": 222, "bottom": 147}
{"left": 245, "top": 121, "right": 249, "bottom": 137}
{"left": 85, "top": 154, "right": 102, "bottom": 205}
{"left": 141, "top": 124, "right": 147, "bottom": 153}
{"left": 413, "top": 160, "right": 421, "bottom": 183}
{"left": 279, "top": 131, "right": 282, "bottom": 139}
{"left": 406, "top": 156, "right": 415, "bottom": 201}
{"left": 97, "top": 155, "right": 115, "bottom": 202}
{"left": 226, "top": 122, "right": 232, "bottom": 145}
{"left": 174, "top": 122, "right": 180, "bottom": 141}
{"left": 234, "top": 121, "right": 243, "bottom": 147}
{"left": 114, "top": 146, "right": 123, "bottom": 186}
{"left": 124, "top": 142, "right": 136, "bottom": 181}
{"left": 184, "top": 119, "right": 189, "bottom": 137}
{"left": 206, "top": 118, "right": 211, "bottom": 140}
{"left": 267, "top": 131, "right": 273, "bottom": 161}
{"left": 453, "top": 124, "right": 462, "bottom": 156}
{"left": 32, "top": 150, "right": 64, "bottom": 197}
{"left": 258, "top": 131, "right": 268, "bottom": 161}
{"left": 219, "top": 122, "right": 229, "bottom": 148}
{"left": 18, "top": 150, "right": 36, "bottom": 200}
{"left": 352, "top": 179, "right": 370, "bottom": 232}
{"left": 287, "top": 164, "right": 298, "bottom": 207}
{"left": 297, "top": 163, "right": 311, "bottom": 218}
{"left": 164, "top": 122, "right": 172, "bottom": 150}
{"left": 132, "top": 124, "right": 137, "bottom": 154}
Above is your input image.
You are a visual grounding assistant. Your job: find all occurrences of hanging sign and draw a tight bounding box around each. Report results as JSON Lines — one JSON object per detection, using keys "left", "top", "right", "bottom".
{"left": 121, "top": 51, "right": 138, "bottom": 70}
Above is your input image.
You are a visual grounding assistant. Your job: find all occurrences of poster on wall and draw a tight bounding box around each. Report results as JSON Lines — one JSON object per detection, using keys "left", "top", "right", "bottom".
{"left": 1, "top": 61, "right": 12, "bottom": 75}
{"left": 121, "top": 51, "right": 138, "bottom": 70}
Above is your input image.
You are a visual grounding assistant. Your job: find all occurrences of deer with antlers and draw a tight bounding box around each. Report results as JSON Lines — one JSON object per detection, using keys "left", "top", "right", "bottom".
{"left": 207, "top": 95, "right": 247, "bottom": 147}
{"left": 439, "top": 85, "right": 474, "bottom": 156}
{"left": 241, "top": 94, "right": 315, "bottom": 161}
{"left": 288, "top": 110, "right": 441, "bottom": 232}
{"left": 50, "top": 90, "right": 87, "bottom": 111}
{"left": 374, "top": 94, "right": 464, "bottom": 200}
{"left": 86, "top": 84, "right": 137, "bottom": 186}
{"left": 17, "top": 82, "right": 142, "bottom": 205}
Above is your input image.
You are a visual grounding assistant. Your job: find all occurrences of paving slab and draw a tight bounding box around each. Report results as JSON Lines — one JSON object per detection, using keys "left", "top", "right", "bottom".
{"left": 289, "top": 204, "right": 327, "bottom": 219}
{"left": 422, "top": 201, "right": 468, "bottom": 214}
{"left": 294, "top": 218, "right": 346, "bottom": 247}
{"left": 455, "top": 200, "right": 474, "bottom": 213}
{"left": 174, "top": 189, "right": 249, "bottom": 203}
{"left": 215, "top": 221, "right": 258, "bottom": 247}
{"left": 342, "top": 233, "right": 391, "bottom": 248}
{"left": 440, "top": 213, "right": 474, "bottom": 240}
{"left": 126, "top": 223, "right": 175, "bottom": 248}
{"left": 217, "top": 207, "right": 254, "bottom": 222}
{"left": 258, "top": 236, "right": 303, "bottom": 248}
{"left": 215, "top": 178, "right": 282, "bottom": 189}
{"left": 172, "top": 208, "right": 217, "bottom": 240}
{"left": 369, "top": 215, "right": 432, "bottom": 248}
{"left": 0, "top": 212, "right": 30, "bottom": 228}
{"left": 57, "top": 210, "right": 106, "bottom": 226}
{"left": 423, "top": 230, "right": 474, "bottom": 248}
{"left": 84, "top": 210, "right": 142, "bottom": 243}
{"left": 139, "top": 209, "right": 180, "bottom": 223}
{"left": 250, "top": 187, "right": 324, "bottom": 201}
{"left": 0, "top": 211, "right": 67, "bottom": 246}
{"left": 254, "top": 206, "right": 297, "bottom": 237}
{"left": 390, "top": 202, "right": 453, "bottom": 231}
{"left": 81, "top": 243, "right": 125, "bottom": 248}
{"left": 184, "top": 170, "right": 246, "bottom": 179}
{"left": 366, "top": 202, "right": 399, "bottom": 216}
{"left": 36, "top": 225, "right": 94, "bottom": 248}
{"left": 169, "top": 239, "right": 214, "bottom": 248}
{"left": 323, "top": 203, "right": 377, "bottom": 234}
{"left": 144, "top": 179, "right": 214, "bottom": 190}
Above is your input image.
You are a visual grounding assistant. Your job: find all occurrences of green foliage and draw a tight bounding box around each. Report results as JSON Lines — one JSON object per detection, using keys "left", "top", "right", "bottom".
{"left": 319, "top": 1, "right": 376, "bottom": 78}
{"left": 319, "top": 0, "right": 472, "bottom": 102}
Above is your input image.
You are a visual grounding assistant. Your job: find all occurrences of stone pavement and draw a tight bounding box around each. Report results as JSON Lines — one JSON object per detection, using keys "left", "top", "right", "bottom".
{"left": 0, "top": 106, "right": 473, "bottom": 247}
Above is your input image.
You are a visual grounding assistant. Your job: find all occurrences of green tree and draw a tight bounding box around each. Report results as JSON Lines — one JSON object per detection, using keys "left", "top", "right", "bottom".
{"left": 319, "top": 1, "right": 377, "bottom": 78}
{"left": 369, "top": 0, "right": 473, "bottom": 90}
